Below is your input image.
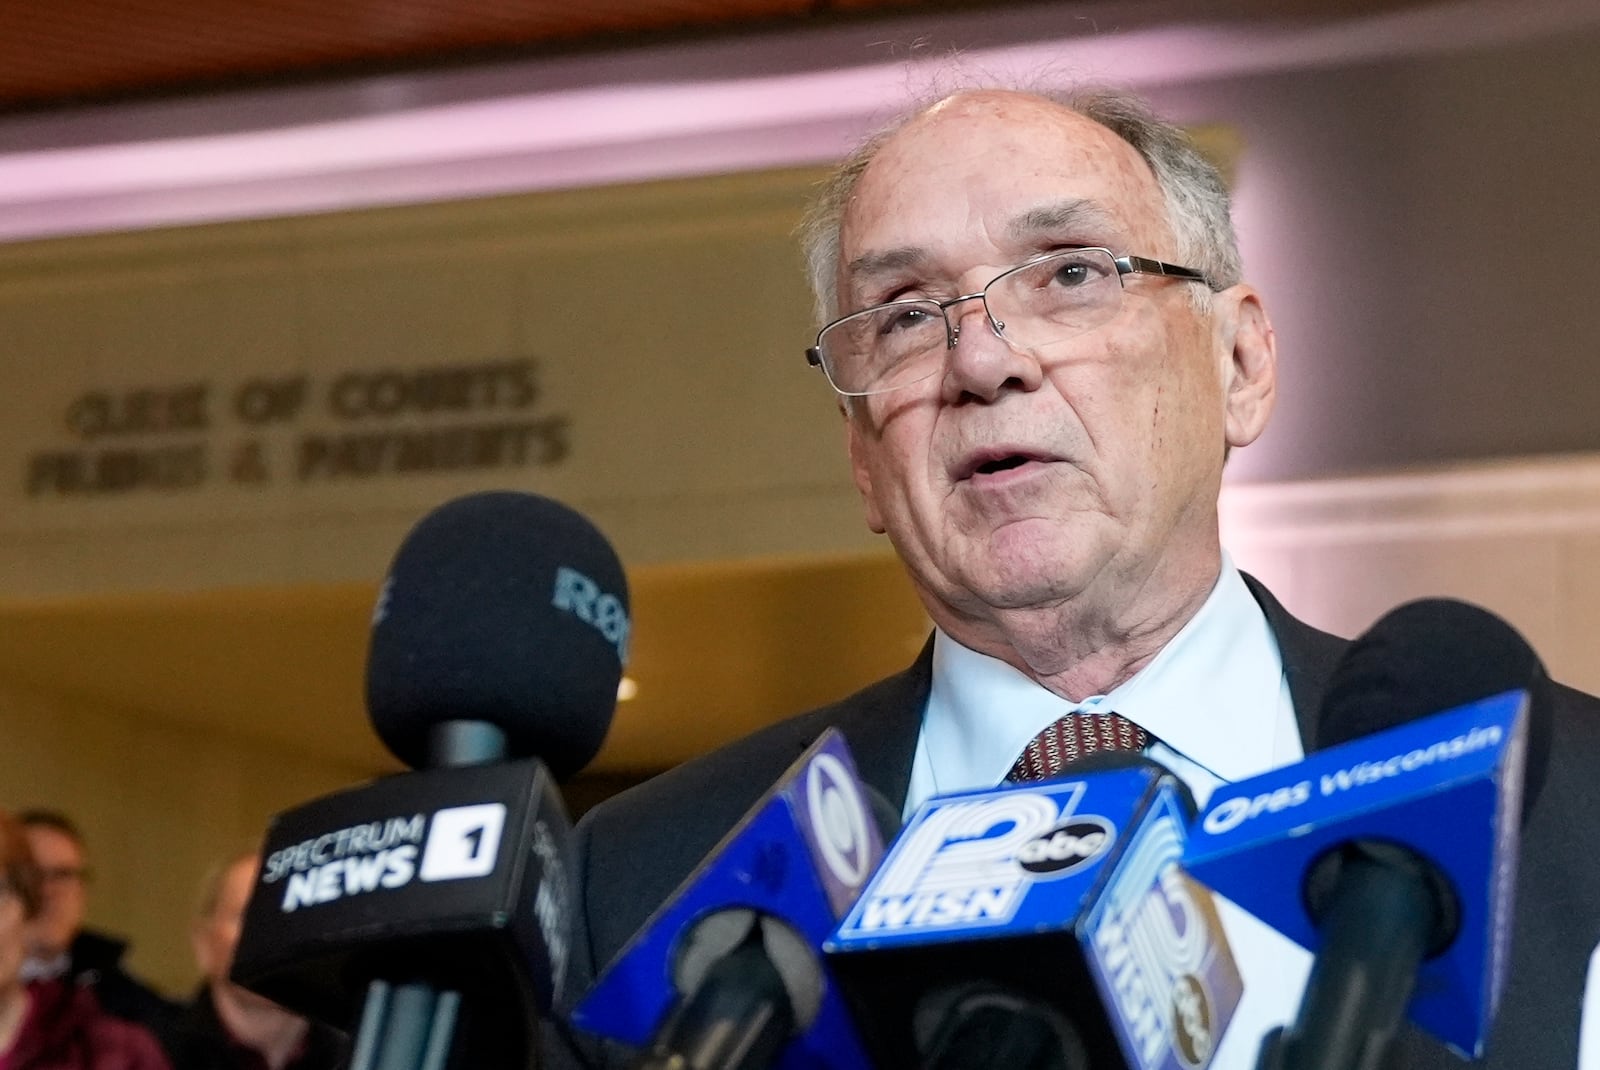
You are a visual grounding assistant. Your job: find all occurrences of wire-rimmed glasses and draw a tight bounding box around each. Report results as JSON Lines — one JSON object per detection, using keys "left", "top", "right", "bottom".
{"left": 806, "top": 247, "right": 1210, "bottom": 397}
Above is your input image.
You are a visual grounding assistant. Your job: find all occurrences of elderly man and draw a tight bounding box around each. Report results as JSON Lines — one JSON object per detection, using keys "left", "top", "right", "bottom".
{"left": 569, "top": 85, "right": 1600, "bottom": 1068}
{"left": 159, "top": 853, "right": 345, "bottom": 1070}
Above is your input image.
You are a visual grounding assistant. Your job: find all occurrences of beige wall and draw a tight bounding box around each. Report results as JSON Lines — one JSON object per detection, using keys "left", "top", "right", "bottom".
{"left": 0, "top": 166, "right": 864, "bottom": 603}
{"left": 1224, "top": 453, "right": 1600, "bottom": 699}
{"left": 0, "top": 679, "right": 373, "bottom": 998}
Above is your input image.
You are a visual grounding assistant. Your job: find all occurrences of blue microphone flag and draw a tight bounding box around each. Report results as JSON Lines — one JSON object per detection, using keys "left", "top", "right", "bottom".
{"left": 572, "top": 728, "right": 881, "bottom": 1068}
{"left": 828, "top": 763, "right": 1242, "bottom": 1070}
{"left": 1182, "top": 688, "right": 1529, "bottom": 1058}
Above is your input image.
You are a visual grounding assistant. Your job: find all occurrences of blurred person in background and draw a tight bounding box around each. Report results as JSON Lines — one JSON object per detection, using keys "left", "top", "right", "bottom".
{"left": 159, "top": 853, "right": 344, "bottom": 1070}
{"left": 19, "top": 813, "right": 176, "bottom": 1037}
{"left": 0, "top": 808, "right": 170, "bottom": 1070}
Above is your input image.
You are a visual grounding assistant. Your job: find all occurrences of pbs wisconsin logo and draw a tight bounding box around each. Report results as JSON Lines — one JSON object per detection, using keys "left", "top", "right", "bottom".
{"left": 805, "top": 753, "right": 873, "bottom": 890}
{"left": 1016, "top": 814, "right": 1114, "bottom": 877}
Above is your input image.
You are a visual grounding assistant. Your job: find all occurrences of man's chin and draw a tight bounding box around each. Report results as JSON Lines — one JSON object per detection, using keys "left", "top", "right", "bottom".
{"left": 958, "top": 542, "right": 1099, "bottom": 612}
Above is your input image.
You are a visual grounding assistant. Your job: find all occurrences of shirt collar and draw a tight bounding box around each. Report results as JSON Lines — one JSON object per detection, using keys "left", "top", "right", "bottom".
{"left": 18, "top": 954, "right": 69, "bottom": 984}
{"left": 923, "top": 554, "right": 1287, "bottom": 794}
{"left": 1103, "top": 556, "right": 1290, "bottom": 783}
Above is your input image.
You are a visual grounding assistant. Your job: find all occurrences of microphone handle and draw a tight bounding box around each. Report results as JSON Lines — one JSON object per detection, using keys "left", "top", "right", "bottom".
{"left": 345, "top": 714, "right": 515, "bottom": 1070}
{"left": 349, "top": 980, "right": 462, "bottom": 1070}
{"left": 341, "top": 720, "right": 502, "bottom": 1070}
{"left": 1269, "top": 849, "right": 1436, "bottom": 1070}
{"left": 919, "top": 987, "right": 1090, "bottom": 1070}
{"left": 629, "top": 939, "right": 796, "bottom": 1070}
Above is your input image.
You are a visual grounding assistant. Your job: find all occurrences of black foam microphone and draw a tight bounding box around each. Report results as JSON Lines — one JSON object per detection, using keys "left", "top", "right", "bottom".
{"left": 1313, "top": 597, "right": 1552, "bottom": 812}
{"left": 233, "top": 491, "right": 629, "bottom": 1070}
{"left": 368, "top": 490, "right": 629, "bottom": 779}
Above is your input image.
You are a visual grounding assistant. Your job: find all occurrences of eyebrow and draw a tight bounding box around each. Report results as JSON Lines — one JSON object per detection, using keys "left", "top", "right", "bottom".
{"left": 1006, "top": 199, "right": 1120, "bottom": 244}
{"left": 843, "top": 246, "right": 930, "bottom": 292}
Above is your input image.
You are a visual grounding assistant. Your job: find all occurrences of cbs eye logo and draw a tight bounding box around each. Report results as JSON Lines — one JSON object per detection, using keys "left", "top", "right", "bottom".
{"left": 806, "top": 753, "right": 872, "bottom": 889}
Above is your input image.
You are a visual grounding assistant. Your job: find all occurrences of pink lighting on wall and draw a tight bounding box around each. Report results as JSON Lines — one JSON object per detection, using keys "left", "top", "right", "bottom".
{"left": 0, "top": 0, "right": 1595, "bottom": 244}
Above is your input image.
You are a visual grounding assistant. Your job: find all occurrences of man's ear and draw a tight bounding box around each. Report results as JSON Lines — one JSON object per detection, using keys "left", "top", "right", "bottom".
{"left": 843, "top": 407, "right": 887, "bottom": 535}
{"left": 1215, "top": 284, "right": 1278, "bottom": 449}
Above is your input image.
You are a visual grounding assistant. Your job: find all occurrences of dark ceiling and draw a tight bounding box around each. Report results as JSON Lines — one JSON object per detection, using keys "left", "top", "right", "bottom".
{"left": 2, "top": 0, "right": 1433, "bottom": 114}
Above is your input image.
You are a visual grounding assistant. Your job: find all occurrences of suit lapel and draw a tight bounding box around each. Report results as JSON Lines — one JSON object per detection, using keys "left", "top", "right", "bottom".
{"left": 1240, "top": 573, "right": 1348, "bottom": 753}
{"left": 829, "top": 636, "right": 933, "bottom": 814}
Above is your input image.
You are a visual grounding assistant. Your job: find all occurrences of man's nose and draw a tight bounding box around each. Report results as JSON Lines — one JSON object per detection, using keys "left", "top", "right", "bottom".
{"left": 941, "top": 298, "right": 1043, "bottom": 403}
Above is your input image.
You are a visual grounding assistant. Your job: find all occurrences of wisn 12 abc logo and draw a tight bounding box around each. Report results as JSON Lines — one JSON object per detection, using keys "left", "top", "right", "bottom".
{"left": 843, "top": 779, "right": 1115, "bottom": 936}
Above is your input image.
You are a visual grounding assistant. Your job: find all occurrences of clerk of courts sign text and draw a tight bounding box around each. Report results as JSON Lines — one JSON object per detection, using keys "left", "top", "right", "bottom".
{"left": 24, "top": 358, "right": 570, "bottom": 497}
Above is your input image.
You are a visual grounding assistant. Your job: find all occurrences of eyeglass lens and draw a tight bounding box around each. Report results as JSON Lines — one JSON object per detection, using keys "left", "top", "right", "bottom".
{"left": 820, "top": 248, "right": 1126, "bottom": 395}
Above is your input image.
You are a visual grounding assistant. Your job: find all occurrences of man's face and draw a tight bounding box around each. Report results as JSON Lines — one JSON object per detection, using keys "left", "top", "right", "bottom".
{"left": 193, "top": 856, "right": 255, "bottom": 987}
{"left": 193, "top": 855, "right": 295, "bottom": 1015}
{"left": 23, "top": 825, "right": 87, "bottom": 957}
{"left": 837, "top": 92, "right": 1273, "bottom": 643}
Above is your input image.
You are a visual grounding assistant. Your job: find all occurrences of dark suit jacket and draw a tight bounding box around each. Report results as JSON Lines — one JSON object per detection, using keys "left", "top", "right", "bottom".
{"left": 63, "top": 930, "right": 182, "bottom": 1040}
{"left": 566, "top": 580, "right": 1600, "bottom": 1068}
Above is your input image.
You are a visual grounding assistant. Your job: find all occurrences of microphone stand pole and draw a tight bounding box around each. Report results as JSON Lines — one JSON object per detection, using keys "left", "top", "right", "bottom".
{"left": 347, "top": 721, "right": 508, "bottom": 1070}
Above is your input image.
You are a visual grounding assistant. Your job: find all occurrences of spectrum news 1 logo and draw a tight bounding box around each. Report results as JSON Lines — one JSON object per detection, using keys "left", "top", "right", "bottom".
{"left": 261, "top": 803, "right": 508, "bottom": 912}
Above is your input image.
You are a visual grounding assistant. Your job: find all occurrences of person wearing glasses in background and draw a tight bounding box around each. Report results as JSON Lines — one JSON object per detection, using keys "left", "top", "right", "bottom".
{"left": 0, "top": 809, "right": 170, "bottom": 1070}
{"left": 18, "top": 813, "right": 177, "bottom": 1040}
{"left": 565, "top": 83, "right": 1600, "bottom": 1068}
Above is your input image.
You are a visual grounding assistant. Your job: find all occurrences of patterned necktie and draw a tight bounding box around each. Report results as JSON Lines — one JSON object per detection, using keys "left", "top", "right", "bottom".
{"left": 1005, "top": 712, "right": 1151, "bottom": 783}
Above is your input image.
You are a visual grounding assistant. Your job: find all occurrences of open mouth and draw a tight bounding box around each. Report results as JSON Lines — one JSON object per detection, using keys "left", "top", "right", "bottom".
{"left": 955, "top": 448, "right": 1054, "bottom": 482}
{"left": 975, "top": 454, "right": 1031, "bottom": 476}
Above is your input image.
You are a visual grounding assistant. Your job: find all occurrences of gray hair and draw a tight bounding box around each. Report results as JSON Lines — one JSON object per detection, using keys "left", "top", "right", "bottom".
{"left": 797, "top": 84, "right": 1242, "bottom": 325}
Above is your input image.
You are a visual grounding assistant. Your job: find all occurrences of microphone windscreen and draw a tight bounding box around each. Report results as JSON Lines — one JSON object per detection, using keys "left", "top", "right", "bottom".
{"left": 366, "top": 491, "right": 630, "bottom": 778}
{"left": 1316, "top": 597, "right": 1553, "bottom": 819}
